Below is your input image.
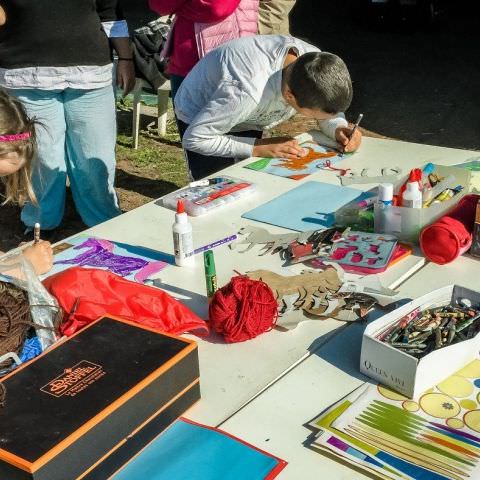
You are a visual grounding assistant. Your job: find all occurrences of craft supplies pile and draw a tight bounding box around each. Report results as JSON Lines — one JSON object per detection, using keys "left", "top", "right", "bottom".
{"left": 1, "top": 152, "right": 478, "bottom": 375}
{"left": 2, "top": 129, "right": 480, "bottom": 480}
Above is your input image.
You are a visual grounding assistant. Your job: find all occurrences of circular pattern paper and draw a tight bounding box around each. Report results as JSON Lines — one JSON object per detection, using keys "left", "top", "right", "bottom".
{"left": 419, "top": 393, "right": 460, "bottom": 418}
{"left": 456, "top": 360, "right": 480, "bottom": 378}
{"left": 464, "top": 410, "right": 480, "bottom": 432}
{"left": 437, "top": 376, "right": 474, "bottom": 398}
{"left": 402, "top": 400, "right": 420, "bottom": 412}
{"left": 378, "top": 385, "right": 408, "bottom": 401}
{"left": 446, "top": 418, "right": 465, "bottom": 429}
{"left": 460, "top": 399, "right": 477, "bottom": 411}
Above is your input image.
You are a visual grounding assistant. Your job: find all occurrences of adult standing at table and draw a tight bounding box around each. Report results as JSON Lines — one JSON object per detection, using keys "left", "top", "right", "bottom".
{"left": 148, "top": 0, "right": 259, "bottom": 100}
{"left": 258, "top": 0, "right": 296, "bottom": 35}
{"left": 0, "top": 0, "right": 136, "bottom": 234}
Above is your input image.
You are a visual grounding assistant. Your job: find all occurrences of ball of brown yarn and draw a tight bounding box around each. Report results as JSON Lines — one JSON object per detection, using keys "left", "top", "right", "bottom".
{"left": 0, "top": 281, "right": 32, "bottom": 370}
{"left": 208, "top": 276, "right": 278, "bottom": 343}
{"left": 0, "top": 281, "right": 33, "bottom": 408}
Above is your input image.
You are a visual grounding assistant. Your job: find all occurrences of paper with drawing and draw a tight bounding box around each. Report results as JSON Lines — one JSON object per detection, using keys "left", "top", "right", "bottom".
{"left": 44, "top": 235, "right": 172, "bottom": 283}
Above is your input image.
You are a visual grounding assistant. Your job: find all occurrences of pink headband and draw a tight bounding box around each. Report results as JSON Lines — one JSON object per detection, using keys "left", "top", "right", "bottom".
{"left": 0, "top": 132, "right": 32, "bottom": 143}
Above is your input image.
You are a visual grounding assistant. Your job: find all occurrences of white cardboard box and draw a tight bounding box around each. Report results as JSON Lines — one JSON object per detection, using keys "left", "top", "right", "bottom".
{"left": 360, "top": 285, "right": 480, "bottom": 398}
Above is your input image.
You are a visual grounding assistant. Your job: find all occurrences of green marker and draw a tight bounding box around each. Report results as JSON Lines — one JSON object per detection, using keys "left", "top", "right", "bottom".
{"left": 203, "top": 250, "right": 217, "bottom": 301}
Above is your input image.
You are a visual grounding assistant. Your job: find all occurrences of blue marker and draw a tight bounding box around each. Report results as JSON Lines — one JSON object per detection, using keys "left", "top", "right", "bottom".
{"left": 422, "top": 163, "right": 435, "bottom": 175}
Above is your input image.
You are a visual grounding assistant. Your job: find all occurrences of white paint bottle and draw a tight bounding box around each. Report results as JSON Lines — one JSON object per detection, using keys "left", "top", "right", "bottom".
{"left": 173, "top": 200, "right": 194, "bottom": 266}
{"left": 402, "top": 182, "right": 422, "bottom": 208}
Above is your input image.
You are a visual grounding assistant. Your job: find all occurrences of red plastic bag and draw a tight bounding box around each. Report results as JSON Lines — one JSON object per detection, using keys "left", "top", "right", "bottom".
{"left": 42, "top": 267, "right": 208, "bottom": 337}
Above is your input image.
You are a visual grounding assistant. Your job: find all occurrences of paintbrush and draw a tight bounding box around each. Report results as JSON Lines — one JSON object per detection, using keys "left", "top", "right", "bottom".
{"left": 340, "top": 113, "right": 363, "bottom": 158}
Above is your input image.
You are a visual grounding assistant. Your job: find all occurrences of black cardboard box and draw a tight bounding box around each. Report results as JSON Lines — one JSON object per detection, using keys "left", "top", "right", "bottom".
{"left": 0, "top": 316, "right": 200, "bottom": 479}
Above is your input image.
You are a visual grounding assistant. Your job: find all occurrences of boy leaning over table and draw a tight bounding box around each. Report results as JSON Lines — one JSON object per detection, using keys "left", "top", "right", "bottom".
{"left": 173, "top": 34, "right": 362, "bottom": 180}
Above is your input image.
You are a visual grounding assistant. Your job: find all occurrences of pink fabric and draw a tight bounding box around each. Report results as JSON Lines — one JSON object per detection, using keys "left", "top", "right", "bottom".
{"left": 149, "top": 0, "right": 242, "bottom": 76}
{"left": 195, "top": 0, "right": 259, "bottom": 59}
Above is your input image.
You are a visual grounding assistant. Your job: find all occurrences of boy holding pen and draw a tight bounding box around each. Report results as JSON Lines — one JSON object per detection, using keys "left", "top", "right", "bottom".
{"left": 174, "top": 35, "right": 362, "bottom": 179}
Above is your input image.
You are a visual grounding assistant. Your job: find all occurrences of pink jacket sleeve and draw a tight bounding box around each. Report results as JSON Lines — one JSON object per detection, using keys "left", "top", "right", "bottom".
{"left": 149, "top": 0, "right": 241, "bottom": 23}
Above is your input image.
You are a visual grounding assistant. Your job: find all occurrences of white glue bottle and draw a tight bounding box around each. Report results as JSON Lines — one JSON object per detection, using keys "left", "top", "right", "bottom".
{"left": 173, "top": 200, "right": 194, "bottom": 266}
{"left": 378, "top": 183, "right": 394, "bottom": 206}
{"left": 402, "top": 181, "right": 422, "bottom": 208}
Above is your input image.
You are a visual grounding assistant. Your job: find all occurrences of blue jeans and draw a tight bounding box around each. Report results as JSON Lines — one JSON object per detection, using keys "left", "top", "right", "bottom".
{"left": 11, "top": 86, "right": 121, "bottom": 229}
{"left": 176, "top": 119, "right": 263, "bottom": 180}
{"left": 169, "top": 74, "right": 185, "bottom": 102}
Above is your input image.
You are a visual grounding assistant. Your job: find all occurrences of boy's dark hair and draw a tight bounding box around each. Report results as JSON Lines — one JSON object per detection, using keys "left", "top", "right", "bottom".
{"left": 288, "top": 52, "right": 353, "bottom": 114}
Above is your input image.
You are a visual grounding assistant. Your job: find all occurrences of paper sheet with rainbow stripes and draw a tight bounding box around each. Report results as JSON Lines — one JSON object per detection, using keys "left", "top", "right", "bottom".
{"left": 309, "top": 358, "right": 480, "bottom": 480}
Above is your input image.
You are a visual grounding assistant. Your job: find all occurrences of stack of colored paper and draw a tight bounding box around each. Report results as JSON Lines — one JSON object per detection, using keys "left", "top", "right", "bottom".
{"left": 308, "top": 358, "right": 480, "bottom": 479}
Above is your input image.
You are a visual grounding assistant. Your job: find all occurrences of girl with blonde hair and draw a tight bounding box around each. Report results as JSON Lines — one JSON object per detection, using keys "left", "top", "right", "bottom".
{"left": 0, "top": 89, "right": 52, "bottom": 275}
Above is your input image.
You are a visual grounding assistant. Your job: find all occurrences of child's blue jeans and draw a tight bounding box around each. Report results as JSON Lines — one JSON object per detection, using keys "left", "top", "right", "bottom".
{"left": 11, "top": 86, "right": 121, "bottom": 230}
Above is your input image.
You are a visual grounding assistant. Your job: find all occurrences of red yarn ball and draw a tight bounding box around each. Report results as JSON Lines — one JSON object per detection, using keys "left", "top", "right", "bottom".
{"left": 208, "top": 276, "right": 278, "bottom": 343}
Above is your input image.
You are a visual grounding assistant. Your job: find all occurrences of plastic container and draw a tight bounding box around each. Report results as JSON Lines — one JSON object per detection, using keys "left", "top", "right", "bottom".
{"left": 172, "top": 200, "right": 194, "bottom": 267}
{"left": 334, "top": 207, "right": 374, "bottom": 232}
{"left": 161, "top": 176, "right": 256, "bottom": 216}
{"left": 374, "top": 164, "right": 471, "bottom": 243}
{"left": 420, "top": 194, "right": 480, "bottom": 264}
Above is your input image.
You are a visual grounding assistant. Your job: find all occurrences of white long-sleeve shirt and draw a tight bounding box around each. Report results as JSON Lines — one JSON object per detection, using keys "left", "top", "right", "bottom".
{"left": 174, "top": 35, "right": 348, "bottom": 158}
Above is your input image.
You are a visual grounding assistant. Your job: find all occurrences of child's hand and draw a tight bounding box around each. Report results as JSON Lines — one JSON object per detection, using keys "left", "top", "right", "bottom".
{"left": 335, "top": 126, "right": 362, "bottom": 152}
{"left": 253, "top": 137, "right": 306, "bottom": 159}
{"left": 22, "top": 241, "right": 53, "bottom": 275}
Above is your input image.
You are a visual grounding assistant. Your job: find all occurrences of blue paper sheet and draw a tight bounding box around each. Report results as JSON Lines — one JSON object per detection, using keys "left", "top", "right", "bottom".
{"left": 242, "top": 181, "right": 373, "bottom": 232}
{"left": 112, "top": 419, "right": 286, "bottom": 480}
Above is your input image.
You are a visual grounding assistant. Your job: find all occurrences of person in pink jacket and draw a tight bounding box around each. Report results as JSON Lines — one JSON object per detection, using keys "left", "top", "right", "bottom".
{"left": 149, "top": 0, "right": 258, "bottom": 99}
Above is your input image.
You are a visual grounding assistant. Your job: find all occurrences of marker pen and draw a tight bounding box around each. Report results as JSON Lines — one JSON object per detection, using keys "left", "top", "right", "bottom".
{"left": 34, "top": 222, "right": 41, "bottom": 244}
{"left": 356, "top": 196, "right": 378, "bottom": 208}
{"left": 204, "top": 250, "right": 217, "bottom": 302}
